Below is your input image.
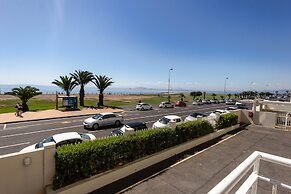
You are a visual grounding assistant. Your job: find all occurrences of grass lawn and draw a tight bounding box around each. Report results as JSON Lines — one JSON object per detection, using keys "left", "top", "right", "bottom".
{"left": 0, "top": 93, "right": 236, "bottom": 114}
{"left": 0, "top": 99, "right": 55, "bottom": 113}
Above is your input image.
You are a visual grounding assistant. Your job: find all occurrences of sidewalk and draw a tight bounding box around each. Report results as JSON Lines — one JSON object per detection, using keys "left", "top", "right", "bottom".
{"left": 0, "top": 108, "right": 123, "bottom": 124}
{"left": 120, "top": 125, "right": 291, "bottom": 194}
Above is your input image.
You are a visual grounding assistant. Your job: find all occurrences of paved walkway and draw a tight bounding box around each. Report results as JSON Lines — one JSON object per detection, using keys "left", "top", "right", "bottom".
{"left": 0, "top": 108, "right": 123, "bottom": 124}
{"left": 123, "top": 125, "right": 291, "bottom": 194}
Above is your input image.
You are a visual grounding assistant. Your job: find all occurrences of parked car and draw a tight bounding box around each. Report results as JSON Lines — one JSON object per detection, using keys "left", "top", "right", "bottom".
{"left": 227, "top": 102, "right": 248, "bottom": 110}
{"left": 136, "top": 103, "right": 153, "bottom": 111}
{"left": 205, "top": 100, "right": 211, "bottom": 104}
{"left": 159, "top": 101, "right": 174, "bottom": 108}
{"left": 110, "top": 121, "right": 147, "bottom": 136}
{"left": 83, "top": 112, "right": 124, "bottom": 130}
{"left": 152, "top": 115, "right": 182, "bottom": 128}
{"left": 226, "top": 99, "right": 236, "bottom": 105}
{"left": 185, "top": 112, "right": 207, "bottom": 122}
{"left": 210, "top": 99, "right": 218, "bottom": 104}
{"left": 175, "top": 101, "right": 186, "bottom": 107}
{"left": 193, "top": 100, "right": 204, "bottom": 105}
{"left": 212, "top": 109, "right": 230, "bottom": 114}
{"left": 218, "top": 99, "right": 226, "bottom": 103}
{"left": 202, "top": 100, "right": 207, "bottom": 104}
{"left": 20, "top": 132, "right": 96, "bottom": 152}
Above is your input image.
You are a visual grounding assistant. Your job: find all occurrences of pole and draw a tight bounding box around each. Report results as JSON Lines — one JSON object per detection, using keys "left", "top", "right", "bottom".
{"left": 224, "top": 77, "right": 228, "bottom": 95}
{"left": 168, "top": 68, "right": 173, "bottom": 102}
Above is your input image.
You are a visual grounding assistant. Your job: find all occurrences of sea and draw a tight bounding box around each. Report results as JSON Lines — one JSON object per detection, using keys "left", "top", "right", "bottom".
{"left": 0, "top": 84, "right": 243, "bottom": 95}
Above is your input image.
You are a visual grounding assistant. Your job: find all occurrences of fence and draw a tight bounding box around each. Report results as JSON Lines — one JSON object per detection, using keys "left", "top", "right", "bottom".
{"left": 276, "top": 112, "right": 291, "bottom": 129}
{"left": 208, "top": 151, "right": 291, "bottom": 194}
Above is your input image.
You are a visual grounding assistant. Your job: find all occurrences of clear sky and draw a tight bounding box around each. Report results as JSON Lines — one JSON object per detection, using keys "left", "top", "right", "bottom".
{"left": 0, "top": 0, "right": 291, "bottom": 91}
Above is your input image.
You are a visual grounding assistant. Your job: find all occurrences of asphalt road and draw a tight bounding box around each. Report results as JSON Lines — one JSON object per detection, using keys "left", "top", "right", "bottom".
{"left": 0, "top": 103, "right": 239, "bottom": 155}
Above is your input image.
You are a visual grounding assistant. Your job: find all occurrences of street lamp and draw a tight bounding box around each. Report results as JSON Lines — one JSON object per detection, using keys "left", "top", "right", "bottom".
{"left": 168, "top": 68, "right": 173, "bottom": 102}
{"left": 224, "top": 77, "right": 229, "bottom": 95}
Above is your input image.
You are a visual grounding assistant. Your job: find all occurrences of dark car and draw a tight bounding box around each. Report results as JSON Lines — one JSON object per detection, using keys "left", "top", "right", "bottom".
{"left": 175, "top": 101, "right": 186, "bottom": 107}
{"left": 110, "top": 121, "right": 148, "bottom": 136}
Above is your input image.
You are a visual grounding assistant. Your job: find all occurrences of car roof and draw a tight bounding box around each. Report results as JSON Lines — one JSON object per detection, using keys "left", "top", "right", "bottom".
{"left": 99, "top": 112, "right": 114, "bottom": 116}
{"left": 126, "top": 121, "right": 146, "bottom": 128}
{"left": 164, "top": 115, "right": 181, "bottom": 119}
{"left": 52, "top": 132, "right": 82, "bottom": 143}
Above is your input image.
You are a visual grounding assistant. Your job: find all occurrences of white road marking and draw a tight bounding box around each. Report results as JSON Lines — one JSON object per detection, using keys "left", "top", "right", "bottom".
{"left": 3, "top": 124, "right": 6, "bottom": 129}
{"left": 1, "top": 104, "right": 229, "bottom": 137}
{"left": 0, "top": 142, "right": 30, "bottom": 149}
{"left": 1, "top": 125, "right": 83, "bottom": 138}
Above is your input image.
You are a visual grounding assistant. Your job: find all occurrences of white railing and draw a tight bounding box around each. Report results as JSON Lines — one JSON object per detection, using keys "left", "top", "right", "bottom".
{"left": 208, "top": 151, "right": 291, "bottom": 194}
{"left": 276, "top": 112, "right": 291, "bottom": 129}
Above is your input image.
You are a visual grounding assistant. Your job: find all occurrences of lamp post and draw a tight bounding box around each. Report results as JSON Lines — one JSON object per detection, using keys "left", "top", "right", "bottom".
{"left": 224, "top": 77, "right": 229, "bottom": 95}
{"left": 168, "top": 68, "right": 173, "bottom": 102}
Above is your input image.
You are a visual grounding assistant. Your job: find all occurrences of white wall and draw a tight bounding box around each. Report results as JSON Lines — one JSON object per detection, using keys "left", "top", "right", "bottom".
{"left": 0, "top": 143, "right": 55, "bottom": 194}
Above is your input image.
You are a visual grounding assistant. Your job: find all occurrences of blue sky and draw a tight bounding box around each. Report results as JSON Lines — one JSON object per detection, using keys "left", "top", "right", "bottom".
{"left": 0, "top": 0, "right": 291, "bottom": 91}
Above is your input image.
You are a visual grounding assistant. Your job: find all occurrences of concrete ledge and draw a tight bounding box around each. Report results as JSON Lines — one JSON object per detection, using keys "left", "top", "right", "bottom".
{"left": 47, "top": 124, "right": 240, "bottom": 194}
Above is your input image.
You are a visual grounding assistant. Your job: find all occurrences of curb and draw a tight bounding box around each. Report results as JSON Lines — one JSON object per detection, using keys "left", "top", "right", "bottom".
{"left": 0, "top": 110, "right": 124, "bottom": 125}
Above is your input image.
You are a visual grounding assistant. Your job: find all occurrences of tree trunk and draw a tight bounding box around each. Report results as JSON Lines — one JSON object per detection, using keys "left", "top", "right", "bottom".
{"left": 22, "top": 102, "right": 29, "bottom": 112}
{"left": 79, "top": 86, "right": 85, "bottom": 106}
{"left": 99, "top": 93, "right": 104, "bottom": 106}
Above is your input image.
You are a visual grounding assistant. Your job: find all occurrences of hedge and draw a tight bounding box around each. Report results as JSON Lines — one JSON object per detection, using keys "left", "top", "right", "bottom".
{"left": 216, "top": 113, "right": 238, "bottom": 129}
{"left": 53, "top": 120, "right": 214, "bottom": 189}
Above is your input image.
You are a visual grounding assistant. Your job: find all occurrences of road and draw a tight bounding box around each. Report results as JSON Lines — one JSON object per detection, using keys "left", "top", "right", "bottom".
{"left": 0, "top": 103, "right": 238, "bottom": 155}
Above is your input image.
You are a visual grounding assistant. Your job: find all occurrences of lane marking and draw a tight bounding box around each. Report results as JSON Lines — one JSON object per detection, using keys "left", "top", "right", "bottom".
{"left": 3, "top": 124, "right": 6, "bottom": 129}
{"left": 117, "top": 129, "right": 244, "bottom": 193}
{"left": 1, "top": 125, "right": 83, "bottom": 138}
{"left": 61, "top": 121, "right": 71, "bottom": 124}
{"left": 0, "top": 142, "right": 30, "bottom": 149}
{"left": 1, "top": 104, "right": 229, "bottom": 134}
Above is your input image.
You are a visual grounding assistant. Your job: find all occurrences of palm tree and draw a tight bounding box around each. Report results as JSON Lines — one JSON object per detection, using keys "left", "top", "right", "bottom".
{"left": 52, "top": 76, "right": 77, "bottom": 96}
{"left": 91, "top": 75, "right": 114, "bottom": 106}
{"left": 9, "top": 86, "right": 42, "bottom": 112}
{"left": 70, "top": 70, "right": 93, "bottom": 106}
{"left": 211, "top": 93, "right": 216, "bottom": 100}
{"left": 179, "top": 93, "right": 185, "bottom": 101}
{"left": 227, "top": 93, "right": 232, "bottom": 99}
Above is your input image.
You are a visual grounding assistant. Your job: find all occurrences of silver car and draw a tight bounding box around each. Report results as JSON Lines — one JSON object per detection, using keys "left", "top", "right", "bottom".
{"left": 136, "top": 103, "right": 153, "bottom": 110}
{"left": 159, "top": 102, "right": 174, "bottom": 108}
{"left": 83, "top": 112, "right": 124, "bottom": 130}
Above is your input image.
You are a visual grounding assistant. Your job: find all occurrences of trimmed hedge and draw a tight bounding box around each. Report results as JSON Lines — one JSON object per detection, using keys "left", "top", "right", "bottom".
{"left": 53, "top": 120, "right": 214, "bottom": 189}
{"left": 216, "top": 113, "right": 238, "bottom": 129}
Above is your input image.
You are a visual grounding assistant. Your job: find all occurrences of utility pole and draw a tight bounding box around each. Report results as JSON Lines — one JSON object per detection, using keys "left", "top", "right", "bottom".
{"left": 168, "top": 68, "right": 173, "bottom": 102}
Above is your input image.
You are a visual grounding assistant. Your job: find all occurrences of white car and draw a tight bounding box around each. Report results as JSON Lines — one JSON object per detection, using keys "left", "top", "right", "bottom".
{"left": 83, "top": 112, "right": 124, "bottom": 130}
{"left": 136, "top": 103, "right": 153, "bottom": 111}
{"left": 192, "top": 100, "right": 204, "bottom": 105}
{"left": 152, "top": 115, "right": 182, "bottom": 128}
{"left": 159, "top": 102, "right": 174, "bottom": 108}
{"left": 185, "top": 112, "right": 207, "bottom": 122}
{"left": 212, "top": 109, "right": 230, "bottom": 114}
{"left": 20, "top": 132, "right": 96, "bottom": 152}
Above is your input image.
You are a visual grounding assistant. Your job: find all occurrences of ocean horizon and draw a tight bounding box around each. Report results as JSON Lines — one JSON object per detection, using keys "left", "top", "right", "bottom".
{"left": 0, "top": 84, "right": 268, "bottom": 95}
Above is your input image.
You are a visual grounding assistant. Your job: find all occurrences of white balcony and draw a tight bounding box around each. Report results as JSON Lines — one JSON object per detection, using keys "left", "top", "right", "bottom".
{"left": 208, "top": 151, "right": 291, "bottom": 194}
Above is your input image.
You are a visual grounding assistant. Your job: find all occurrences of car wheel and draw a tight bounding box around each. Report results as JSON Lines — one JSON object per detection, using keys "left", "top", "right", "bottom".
{"left": 92, "top": 123, "right": 99, "bottom": 130}
{"left": 115, "top": 120, "right": 121, "bottom": 126}
{"left": 141, "top": 107, "right": 144, "bottom": 111}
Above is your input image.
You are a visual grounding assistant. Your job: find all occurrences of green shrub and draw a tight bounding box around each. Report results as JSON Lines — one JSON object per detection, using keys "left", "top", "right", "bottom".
{"left": 53, "top": 120, "right": 214, "bottom": 189}
{"left": 216, "top": 113, "right": 238, "bottom": 129}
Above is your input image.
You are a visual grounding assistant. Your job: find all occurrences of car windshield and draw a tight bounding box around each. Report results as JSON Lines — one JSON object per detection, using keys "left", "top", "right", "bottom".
{"left": 35, "top": 136, "right": 55, "bottom": 149}
{"left": 159, "top": 117, "right": 171, "bottom": 124}
{"left": 111, "top": 129, "right": 123, "bottom": 136}
{"left": 92, "top": 114, "right": 102, "bottom": 119}
{"left": 78, "top": 133, "right": 90, "bottom": 140}
{"left": 119, "top": 125, "right": 127, "bottom": 132}
{"left": 191, "top": 113, "right": 202, "bottom": 117}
